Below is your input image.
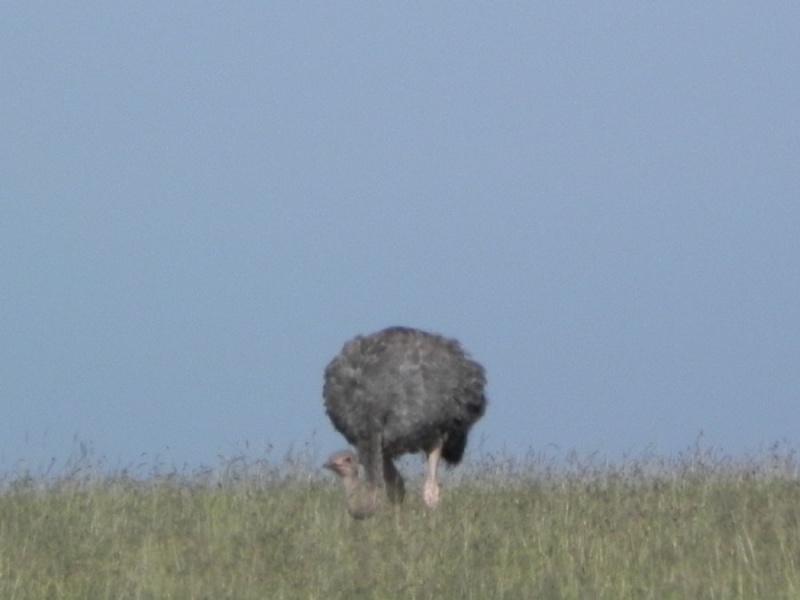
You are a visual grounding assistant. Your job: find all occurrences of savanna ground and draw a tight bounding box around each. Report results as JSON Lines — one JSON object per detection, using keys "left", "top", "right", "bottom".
{"left": 1, "top": 441, "right": 800, "bottom": 599}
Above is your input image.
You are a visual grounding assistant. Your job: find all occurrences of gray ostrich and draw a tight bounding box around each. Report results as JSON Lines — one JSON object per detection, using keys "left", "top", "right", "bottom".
{"left": 323, "top": 326, "right": 487, "bottom": 518}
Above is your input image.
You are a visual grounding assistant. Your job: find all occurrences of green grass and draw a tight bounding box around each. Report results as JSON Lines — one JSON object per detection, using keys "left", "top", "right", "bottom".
{"left": 1, "top": 447, "right": 800, "bottom": 599}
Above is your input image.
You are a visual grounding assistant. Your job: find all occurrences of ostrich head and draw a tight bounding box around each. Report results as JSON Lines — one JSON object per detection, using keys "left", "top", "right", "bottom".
{"left": 323, "top": 449, "right": 380, "bottom": 519}
{"left": 323, "top": 449, "right": 360, "bottom": 479}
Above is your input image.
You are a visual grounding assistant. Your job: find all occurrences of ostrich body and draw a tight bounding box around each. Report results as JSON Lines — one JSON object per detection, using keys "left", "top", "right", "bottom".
{"left": 323, "top": 326, "right": 487, "bottom": 518}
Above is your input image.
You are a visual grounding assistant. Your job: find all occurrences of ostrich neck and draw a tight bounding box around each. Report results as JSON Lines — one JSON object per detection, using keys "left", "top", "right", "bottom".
{"left": 342, "top": 475, "right": 380, "bottom": 519}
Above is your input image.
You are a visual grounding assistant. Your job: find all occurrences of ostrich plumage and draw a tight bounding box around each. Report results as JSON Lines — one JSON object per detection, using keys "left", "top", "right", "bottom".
{"left": 323, "top": 326, "right": 487, "bottom": 517}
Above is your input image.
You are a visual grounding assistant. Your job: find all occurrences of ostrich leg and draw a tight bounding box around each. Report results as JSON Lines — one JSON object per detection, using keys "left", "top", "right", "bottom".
{"left": 423, "top": 439, "right": 443, "bottom": 509}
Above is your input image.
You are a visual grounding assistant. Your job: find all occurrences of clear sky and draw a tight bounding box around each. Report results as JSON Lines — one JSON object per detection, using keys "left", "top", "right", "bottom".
{"left": 2, "top": 4, "right": 798, "bottom": 474}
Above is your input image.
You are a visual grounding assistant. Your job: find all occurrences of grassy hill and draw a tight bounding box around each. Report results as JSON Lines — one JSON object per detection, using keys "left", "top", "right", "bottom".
{"left": 2, "top": 447, "right": 799, "bottom": 599}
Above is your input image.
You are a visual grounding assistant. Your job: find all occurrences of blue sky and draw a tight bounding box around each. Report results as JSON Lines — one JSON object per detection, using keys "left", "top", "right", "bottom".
{"left": 2, "top": 4, "right": 798, "bottom": 473}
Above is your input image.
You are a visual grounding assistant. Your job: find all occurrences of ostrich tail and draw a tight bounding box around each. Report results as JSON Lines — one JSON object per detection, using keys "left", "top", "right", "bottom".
{"left": 442, "top": 431, "right": 468, "bottom": 465}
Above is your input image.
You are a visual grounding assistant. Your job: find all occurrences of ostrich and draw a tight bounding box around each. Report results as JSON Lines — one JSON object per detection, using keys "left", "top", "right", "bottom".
{"left": 323, "top": 326, "right": 487, "bottom": 518}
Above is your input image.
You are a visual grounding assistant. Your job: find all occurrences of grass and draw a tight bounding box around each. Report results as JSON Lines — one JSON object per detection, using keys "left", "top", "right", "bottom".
{"left": 1, "top": 444, "right": 800, "bottom": 599}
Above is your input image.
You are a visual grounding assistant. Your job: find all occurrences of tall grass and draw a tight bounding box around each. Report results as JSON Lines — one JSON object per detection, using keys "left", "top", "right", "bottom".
{"left": 1, "top": 444, "right": 799, "bottom": 599}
